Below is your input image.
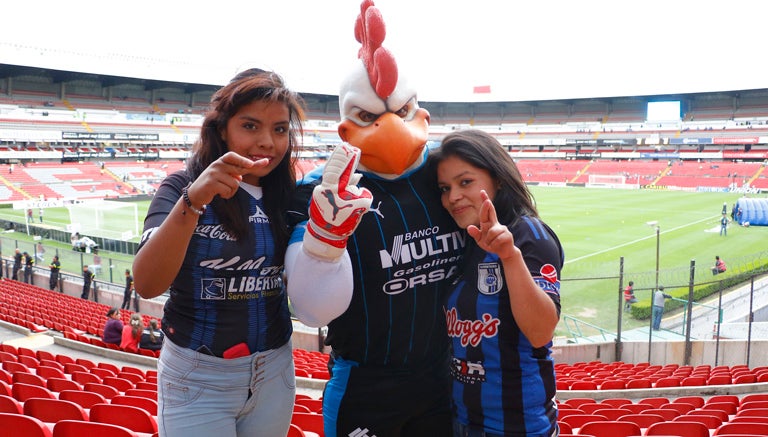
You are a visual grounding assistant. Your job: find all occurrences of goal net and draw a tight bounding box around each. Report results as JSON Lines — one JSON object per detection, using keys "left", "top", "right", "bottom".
{"left": 67, "top": 200, "right": 139, "bottom": 241}
{"left": 587, "top": 174, "right": 639, "bottom": 189}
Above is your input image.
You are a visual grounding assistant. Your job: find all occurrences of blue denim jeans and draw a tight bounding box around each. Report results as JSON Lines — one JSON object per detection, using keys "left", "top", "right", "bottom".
{"left": 157, "top": 338, "right": 295, "bottom": 437}
{"left": 652, "top": 305, "right": 664, "bottom": 330}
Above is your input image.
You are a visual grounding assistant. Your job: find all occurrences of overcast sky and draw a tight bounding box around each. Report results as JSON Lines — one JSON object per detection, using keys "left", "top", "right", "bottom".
{"left": 3, "top": 0, "right": 766, "bottom": 102}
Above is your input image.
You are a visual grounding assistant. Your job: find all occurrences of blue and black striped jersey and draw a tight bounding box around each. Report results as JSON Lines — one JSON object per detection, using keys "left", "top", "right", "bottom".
{"left": 138, "top": 171, "right": 292, "bottom": 357}
{"left": 289, "top": 152, "right": 465, "bottom": 368}
{"left": 446, "top": 216, "right": 563, "bottom": 436}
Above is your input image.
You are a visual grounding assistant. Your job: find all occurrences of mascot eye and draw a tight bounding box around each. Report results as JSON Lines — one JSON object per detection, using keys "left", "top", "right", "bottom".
{"left": 393, "top": 104, "right": 410, "bottom": 118}
{"left": 393, "top": 98, "right": 418, "bottom": 120}
{"left": 358, "top": 110, "right": 380, "bottom": 123}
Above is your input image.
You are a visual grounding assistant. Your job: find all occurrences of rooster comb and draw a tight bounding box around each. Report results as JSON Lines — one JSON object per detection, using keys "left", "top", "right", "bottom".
{"left": 354, "top": 0, "right": 398, "bottom": 100}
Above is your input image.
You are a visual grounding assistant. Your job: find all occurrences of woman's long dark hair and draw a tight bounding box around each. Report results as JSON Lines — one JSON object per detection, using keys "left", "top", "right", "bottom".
{"left": 427, "top": 129, "right": 538, "bottom": 225}
{"left": 186, "top": 69, "right": 306, "bottom": 259}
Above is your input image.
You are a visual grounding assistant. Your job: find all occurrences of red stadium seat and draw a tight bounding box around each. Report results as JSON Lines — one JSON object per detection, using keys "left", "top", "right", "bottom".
{"left": 702, "top": 401, "right": 738, "bottom": 415}
{"left": 59, "top": 389, "right": 107, "bottom": 409}
{"left": 0, "top": 394, "right": 23, "bottom": 414}
{"left": 46, "top": 377, "right": 82, "bottom": 393}
{"left": 638, "top": 397, "right": 669, "bottom": 408}
{"left": 560, "top": 413, "right": 609, "bottom": 430}
{"left": 563, "top": 397, "right": 597, "bottom": 409}
{"left": 11, "top": 382, "right": 56, "bottom": 402}
{"left": 83, "top": 382, "right": 120, "bottom": 400}
{"left": 111, "top": 395, "right": 158, "bottom": 416}
{"left": 124, "top": 388, "right": 157, "bottom": 401}
{"left": 600, "top": 398, "right": 633, "bottom": 408}
{"left": 102, "top": 376, "right": 135, "bottom": 392}
{"left": 12, "top": 371, "right": 46, "bottom": 387}
{"left": 89, "top": 403, "right": 158, "bottom": 434}
{"left": 23, "top": 397, "right": 89, "bottom": 422}
{"left": 578, "top": 420, "right": 641, "bottom": 437}
{"left": 646, "top": 420, "right": 710, "bottom": 437}
{"left": 36, "top": 365, "right": 67, "bottom": 380}
{"left": 52, "top": 420, "right": 139, "bottom": 437}
{"left": 291, "top": 412, "right": 325, "bottom": 437}
{"left": 287, "top": 423, "right": 305, "bottom": 437}
{"left": 714, "top": 422, "right": 768, "bottom": 436}
{"left": 660, "top": 402, "right": 696, "bottom": 415}
{"left": 673, "top": 396, "right": 705, "bottom": 408}
{"left": 639, "top": 408, "right": 679, "bottom": 421}
{"left": 0, "top": 412, "right": 52, "bottom": 437}
{"left": 615, "top": 413, "right": 664, "bottom": 429}
{"left": 619, "top": 403, "right": 652, "bottom": 414}
{"left": 673, "top": 413, "right": 723, "bottom": 429}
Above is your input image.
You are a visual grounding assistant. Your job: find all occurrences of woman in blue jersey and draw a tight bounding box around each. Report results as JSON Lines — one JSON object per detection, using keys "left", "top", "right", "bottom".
{"left": 430, "top": 129, "right": 564, "bottom": 437}
{"left": 133, "top": 69, "right": 305, "bottom": 437}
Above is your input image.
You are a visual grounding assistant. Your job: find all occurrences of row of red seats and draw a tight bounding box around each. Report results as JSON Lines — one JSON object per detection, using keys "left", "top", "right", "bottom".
{"left": 0, "top": 344, "right": 159, "bottom": 436}
{"left": 293, "top": 348, "right": 331, "bottom": 380}
{"left": 0, "top": 279, "right": 154, "bottom": 339}
{"left": 556, "top": 393, "right": 768, "bottom": 436}
{"left": 555, "top": 360, "right": 768, "bottom": 390}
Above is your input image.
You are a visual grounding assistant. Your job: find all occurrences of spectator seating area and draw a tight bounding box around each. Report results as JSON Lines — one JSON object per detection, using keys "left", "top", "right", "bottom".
{"left": 0, "top": 159, "right": 325, "bottom": 203}
{"left": 555, "top": 360, "right": 768, "bottom": 391}
{"left": 1, "top": 277, "right": 768, "bottom": 435}
{"left": 556, "top": 393, "right": 768, "bottom": 436}
{"left": 0, "top": 340, "right": 332, "bottom": 437}
{"left": 0, "top": 278, "right": 335, "bottom": 374}
{"left": 0, "top": 279, "right": 157, "bottom": 355}
{"left": 1, "top": 338, "right": 768, "bottom": 436}
{"left": 515, "top": 159, "right": 768, "bottom": 189}
{"left": 0, "top": 155, "right": 763, "bottom": 205}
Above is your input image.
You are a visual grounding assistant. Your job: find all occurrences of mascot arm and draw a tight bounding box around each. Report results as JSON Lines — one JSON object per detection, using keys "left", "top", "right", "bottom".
{"left": 285, "top": 241, "right": 353, "bottom": 327}
{"left": 303, "top": 143, "right": 372, "bottom": 261}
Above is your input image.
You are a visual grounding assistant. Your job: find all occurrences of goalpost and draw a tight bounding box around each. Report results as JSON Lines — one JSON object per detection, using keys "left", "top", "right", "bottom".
{"left": 587, "top": 174, "right": 639, "bottom": 189}
{"left": 67, "top": 200, "right": 140, "bottom": 241}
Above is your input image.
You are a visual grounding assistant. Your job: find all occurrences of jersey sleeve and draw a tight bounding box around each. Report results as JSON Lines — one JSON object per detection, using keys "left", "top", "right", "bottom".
{"left": 284, "top": 174, "right": 353, "bottom": 327}
{"left": 136, "top": 171, "right": 188, "bottom": 253}
{"left": 511, "top": 217, "right": 564, "bottom": 314}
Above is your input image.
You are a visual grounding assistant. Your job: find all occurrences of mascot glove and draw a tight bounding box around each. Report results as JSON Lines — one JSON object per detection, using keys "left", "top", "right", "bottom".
{"left": 304, "top": 143, "right": 372, "bottom": 262}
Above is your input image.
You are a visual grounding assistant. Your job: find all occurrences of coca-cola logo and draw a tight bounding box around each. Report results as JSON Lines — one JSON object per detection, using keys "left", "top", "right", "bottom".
{"left": 194, "top": 224, "right": 237, "bottom": 241}
{"left": 445, "top": 307, "right": 500, "bottom": 347}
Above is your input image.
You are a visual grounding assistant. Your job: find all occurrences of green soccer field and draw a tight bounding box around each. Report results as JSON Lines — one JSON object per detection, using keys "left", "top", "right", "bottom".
{"left": 1, "top": 187, "right": 765, "bottom": 335}
{"left": 529, "top": 186, "right": 767, "bottom": 335}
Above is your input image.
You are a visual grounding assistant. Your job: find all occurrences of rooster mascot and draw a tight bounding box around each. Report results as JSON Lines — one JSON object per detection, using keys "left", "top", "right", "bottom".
{"left": 285, "top": 1, "right": 464, "bottom": 435}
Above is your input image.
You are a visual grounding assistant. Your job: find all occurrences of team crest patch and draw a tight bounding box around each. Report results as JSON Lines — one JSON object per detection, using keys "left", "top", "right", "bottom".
{"left": 201, "top": 278, "right": 226, "bottom": 300}
{"left": 477, "top": 262, "right": 502, "bottom": 295}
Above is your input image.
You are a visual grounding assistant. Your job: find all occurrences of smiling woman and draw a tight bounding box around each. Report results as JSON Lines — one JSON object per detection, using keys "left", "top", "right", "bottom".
{"left": 131, "top": 68, "right": 306, "bottom": 437}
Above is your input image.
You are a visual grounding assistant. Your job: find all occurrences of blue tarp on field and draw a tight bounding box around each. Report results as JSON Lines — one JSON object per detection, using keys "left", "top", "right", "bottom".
{"left": 736, "top": 197, "right": 768, "bottom": 226}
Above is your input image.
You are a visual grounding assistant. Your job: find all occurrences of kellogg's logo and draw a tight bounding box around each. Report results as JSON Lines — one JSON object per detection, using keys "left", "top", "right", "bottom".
{"left": 445, "top": 307, "right": 500, "bottom": 347}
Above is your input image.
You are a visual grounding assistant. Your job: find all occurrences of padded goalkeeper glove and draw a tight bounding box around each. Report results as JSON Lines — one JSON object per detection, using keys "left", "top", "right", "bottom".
{"left": 303, "top": 143, "right": 372, "bottom": 261}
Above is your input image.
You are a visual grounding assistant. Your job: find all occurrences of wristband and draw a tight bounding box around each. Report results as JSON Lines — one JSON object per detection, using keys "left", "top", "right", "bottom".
{"left": 182, "top": 184, "right": 207, "bottom": 215}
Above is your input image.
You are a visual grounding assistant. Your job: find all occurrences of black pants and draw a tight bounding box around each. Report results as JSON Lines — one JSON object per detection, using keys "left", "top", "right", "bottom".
{"left": 324, "top": 353, "right": 452, "bottom": 437}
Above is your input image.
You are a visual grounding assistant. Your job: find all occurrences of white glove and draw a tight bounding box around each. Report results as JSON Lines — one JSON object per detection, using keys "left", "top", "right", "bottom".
{"left": 303, "top": 143, "right": 372, "bottom": 261}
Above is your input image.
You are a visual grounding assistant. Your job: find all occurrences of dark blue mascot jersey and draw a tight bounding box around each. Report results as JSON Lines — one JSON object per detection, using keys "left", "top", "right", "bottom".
{"left": 289, "top": 151, "right": 465, "bottom": 368}
{"left": 138, "top": 170, "right": 292, "bottom": 356}
{"left": 447, "top": 216, "right": 563, "bottom": 436}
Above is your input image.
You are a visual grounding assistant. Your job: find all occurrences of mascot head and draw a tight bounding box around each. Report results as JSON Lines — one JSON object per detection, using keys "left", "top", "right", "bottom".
{"left": 338, "top": 0, "right": 430, "bottom": 177}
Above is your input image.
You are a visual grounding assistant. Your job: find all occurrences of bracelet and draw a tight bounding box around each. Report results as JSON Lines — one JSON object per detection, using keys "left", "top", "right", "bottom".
{"left": 182, "top": 184, "right": 206, "bottom": 215}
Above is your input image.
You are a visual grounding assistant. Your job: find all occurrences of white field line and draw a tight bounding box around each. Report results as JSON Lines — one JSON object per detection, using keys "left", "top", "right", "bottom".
{"left": 564, "top": 215, "right": 720, "bottom": 264}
